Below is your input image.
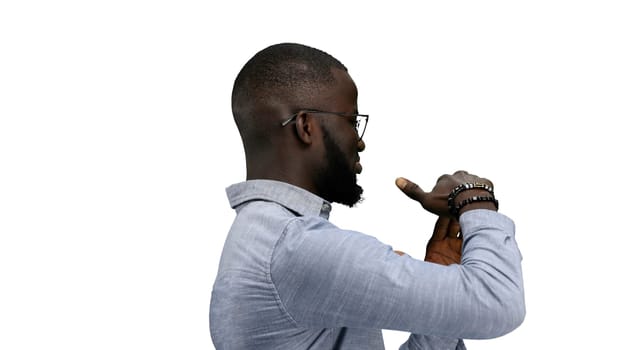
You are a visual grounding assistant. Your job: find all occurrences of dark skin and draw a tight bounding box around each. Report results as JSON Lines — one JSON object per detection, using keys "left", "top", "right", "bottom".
{"left": 245, "top": 68, "right": 364, "bottom": 198}
{"left": 395, "top": 216, "right": 463, "bottom": 265}
{"left": 244, "top": 67, "right": 497, "bottom": 266}
{"left": 396, "top": 173, "right": 497, "bottom": 265}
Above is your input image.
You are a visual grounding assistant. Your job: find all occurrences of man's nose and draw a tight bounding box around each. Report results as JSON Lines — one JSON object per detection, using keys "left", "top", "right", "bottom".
{"left": 357, "top": 139, "right": 366, "bottom": 152}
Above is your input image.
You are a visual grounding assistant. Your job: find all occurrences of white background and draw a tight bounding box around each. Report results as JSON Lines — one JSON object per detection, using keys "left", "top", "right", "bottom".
{"left": 1, "top": 1, "right": 621, "bottom": 349}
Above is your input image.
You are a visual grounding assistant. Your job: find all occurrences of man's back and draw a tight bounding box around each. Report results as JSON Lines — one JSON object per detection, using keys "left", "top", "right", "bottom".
{"left": 210, "top": 180, "right": 385, "bottom": 349}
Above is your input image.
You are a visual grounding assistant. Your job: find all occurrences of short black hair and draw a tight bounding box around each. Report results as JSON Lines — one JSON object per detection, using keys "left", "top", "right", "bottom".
{"left": 231, "top": 43, "right": 347, "bottom": 128}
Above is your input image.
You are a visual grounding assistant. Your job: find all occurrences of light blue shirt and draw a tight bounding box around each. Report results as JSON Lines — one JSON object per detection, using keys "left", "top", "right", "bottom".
{"left": 210, "top": 180, "right": 525, "bottom": 349}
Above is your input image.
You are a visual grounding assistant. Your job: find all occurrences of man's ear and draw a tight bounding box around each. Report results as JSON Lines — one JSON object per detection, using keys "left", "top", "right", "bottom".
{"left": 294, "top": 111, "right": 314, "bottom": 145}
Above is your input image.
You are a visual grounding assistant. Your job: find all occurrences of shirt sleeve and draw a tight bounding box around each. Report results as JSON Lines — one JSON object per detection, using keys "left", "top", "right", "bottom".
{"left": 269, "top": 209, "right": 525, "bottom": 340}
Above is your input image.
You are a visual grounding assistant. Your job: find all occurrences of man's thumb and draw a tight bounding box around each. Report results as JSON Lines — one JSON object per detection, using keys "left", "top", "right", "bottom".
{"left": 395, "top": 177, "right": 426, "bottom": 202}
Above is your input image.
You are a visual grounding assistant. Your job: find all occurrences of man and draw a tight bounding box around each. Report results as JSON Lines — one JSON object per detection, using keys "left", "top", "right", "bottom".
{"left": 210, "top": 43, "right": 525, "bottom": 349}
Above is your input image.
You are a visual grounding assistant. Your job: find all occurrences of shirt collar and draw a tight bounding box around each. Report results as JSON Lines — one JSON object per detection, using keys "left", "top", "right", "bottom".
{"left": 226, "top": 180, "right": 332, "bottom": 219}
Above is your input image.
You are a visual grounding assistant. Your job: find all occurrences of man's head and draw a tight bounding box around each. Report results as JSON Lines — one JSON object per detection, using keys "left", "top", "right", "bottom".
{"left": 232, "top": 43, "right": 366, "bottom": 206}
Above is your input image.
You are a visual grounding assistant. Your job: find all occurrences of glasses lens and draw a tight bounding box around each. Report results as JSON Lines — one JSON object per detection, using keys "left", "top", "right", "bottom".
{"left": 357, "top": 116, "right": 367, "bottom": 139}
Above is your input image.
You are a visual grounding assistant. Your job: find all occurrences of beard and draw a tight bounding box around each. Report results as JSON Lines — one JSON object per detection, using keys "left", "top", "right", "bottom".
{"left": 314, "top": 125, "right": 363, "bottom": 207}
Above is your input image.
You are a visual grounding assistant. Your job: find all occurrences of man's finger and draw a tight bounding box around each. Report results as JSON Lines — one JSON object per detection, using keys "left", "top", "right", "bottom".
{"left": 447, "top": 218, "right": 461, "bottom": 239}
{"left": 431, "top": 216, "right": 450, "bottom": 241}
{"left": 395, "top": 177, "right": 426, "bottom": 202}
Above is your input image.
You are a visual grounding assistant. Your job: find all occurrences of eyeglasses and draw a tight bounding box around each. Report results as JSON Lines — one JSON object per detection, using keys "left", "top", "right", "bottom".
{"left": 280, "top": 109, "right": 369, "bottom": 140}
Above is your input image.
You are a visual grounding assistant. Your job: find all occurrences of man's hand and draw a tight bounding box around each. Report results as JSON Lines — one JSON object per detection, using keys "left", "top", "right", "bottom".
{"left": 395, "top": 170, "right": 494, "bottom": 217}
{"left": 425, "top": 216, "right": 462, "bottom": 265}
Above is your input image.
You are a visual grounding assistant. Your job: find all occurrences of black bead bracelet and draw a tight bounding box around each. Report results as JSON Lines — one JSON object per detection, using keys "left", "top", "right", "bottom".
{"left": 450, "top": 195, "right": 499, "bottom": 218}
{"left": 448, "top": 183, "right": 494, "bottom": 202}
{"left": 448, "top": 182, "right": 498, "bottom": 218}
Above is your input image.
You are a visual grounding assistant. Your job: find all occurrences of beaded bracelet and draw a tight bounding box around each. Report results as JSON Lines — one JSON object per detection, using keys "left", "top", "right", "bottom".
{"left": 450, "top": 195, "right": 499, "bottom": 218}
{"left": 448, "top": 182, "right": 494, "bottom": 202}
{"left": 447, "top": 182, "right": 494, "bottom": 213}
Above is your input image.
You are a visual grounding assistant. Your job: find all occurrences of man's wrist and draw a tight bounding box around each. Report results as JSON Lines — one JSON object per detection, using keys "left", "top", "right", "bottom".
{"left": 454, "top": 189, "right": 498, "bottom": 217}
